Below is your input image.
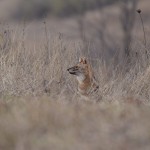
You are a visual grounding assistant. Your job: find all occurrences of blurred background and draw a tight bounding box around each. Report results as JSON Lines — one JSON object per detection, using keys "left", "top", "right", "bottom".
{"left": 0, "top": 0, "right": 149, "bottom": 61}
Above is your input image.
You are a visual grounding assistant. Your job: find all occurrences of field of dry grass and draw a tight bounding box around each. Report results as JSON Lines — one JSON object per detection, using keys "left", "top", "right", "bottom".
{"left": 0, "top": 21, "right": 150, "bottom": 149}
{"left": 0, "top": 0, "right": 150, "bottom": 150}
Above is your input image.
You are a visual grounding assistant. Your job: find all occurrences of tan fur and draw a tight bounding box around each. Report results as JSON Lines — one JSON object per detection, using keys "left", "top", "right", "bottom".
{"left": 67, "top": 57, "right": 99, "bottom": 97}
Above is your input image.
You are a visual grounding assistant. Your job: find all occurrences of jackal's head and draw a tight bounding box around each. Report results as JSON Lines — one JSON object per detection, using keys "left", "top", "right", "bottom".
{"left": 67, "top": 57, "right": 92, "bottom": 81}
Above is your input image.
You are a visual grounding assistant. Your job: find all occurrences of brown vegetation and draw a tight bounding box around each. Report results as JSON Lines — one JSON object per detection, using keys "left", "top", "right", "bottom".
{"left": 0, "top": 97, "right": 150, "bottom": 150}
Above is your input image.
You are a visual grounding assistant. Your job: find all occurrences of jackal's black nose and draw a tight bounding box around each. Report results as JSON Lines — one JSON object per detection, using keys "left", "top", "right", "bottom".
{"left": 67, "top": 68, "right": 69, "bottom": 71}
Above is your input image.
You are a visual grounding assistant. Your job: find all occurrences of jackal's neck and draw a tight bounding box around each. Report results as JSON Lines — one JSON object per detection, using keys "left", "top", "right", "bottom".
{"left": 77, "top": 75, "right": 86, "bottom": 84}
{"left": 77, "top": 75, "right": 92, "bottom": 91}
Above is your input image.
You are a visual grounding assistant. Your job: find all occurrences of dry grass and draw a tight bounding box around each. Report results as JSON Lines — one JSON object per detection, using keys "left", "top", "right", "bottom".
{"left": 0, "top": 97, "right": 150, "bottom": 150}
{"left": 0, "top": 20, "right": 150, "bottom": 100}
{"left": 0, "top": 21, "right": 150, "bottom": 149}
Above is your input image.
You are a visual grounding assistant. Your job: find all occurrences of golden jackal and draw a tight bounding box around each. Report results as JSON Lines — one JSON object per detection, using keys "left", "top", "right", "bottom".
{"left": 67, "top": 57, "right": 99, "bottom": 98}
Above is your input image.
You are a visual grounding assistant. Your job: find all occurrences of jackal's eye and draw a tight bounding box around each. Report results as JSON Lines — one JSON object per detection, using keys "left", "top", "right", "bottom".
{"left": 74, "top": 66, "right": 78, "bottom": 69}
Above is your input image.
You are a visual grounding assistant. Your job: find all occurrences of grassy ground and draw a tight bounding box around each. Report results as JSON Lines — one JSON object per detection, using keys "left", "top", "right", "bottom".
{"left": 0, "top": 97, "right": 150, "bottom": 150}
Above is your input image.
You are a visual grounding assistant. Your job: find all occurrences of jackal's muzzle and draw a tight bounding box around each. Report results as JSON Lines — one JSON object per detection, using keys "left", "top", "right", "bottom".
{"left": 67, "top": 67, "right": 79, "bottom": 75}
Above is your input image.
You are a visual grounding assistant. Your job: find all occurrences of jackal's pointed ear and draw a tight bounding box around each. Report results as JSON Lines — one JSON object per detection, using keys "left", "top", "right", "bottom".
{"left": 79, "top": 57, "right": 87, "bottom": 64}
{"left": 82, "top": 57, "right": 87, "bottom": 64}
{"left": 79, "top": 57, "right": 83, "bottom": 63}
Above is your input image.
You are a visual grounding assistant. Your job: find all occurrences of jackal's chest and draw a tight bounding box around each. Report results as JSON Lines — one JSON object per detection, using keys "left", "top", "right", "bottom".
{"left": 76, "top": 75, "right": 86, "bottom": 84}
{"left": 78, "top": 79, "right": 99, "bottom": 96}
